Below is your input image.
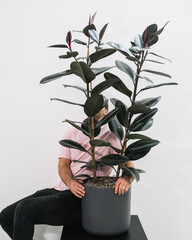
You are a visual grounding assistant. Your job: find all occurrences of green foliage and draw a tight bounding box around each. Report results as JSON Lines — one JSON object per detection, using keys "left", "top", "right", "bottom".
{"left": 40, "top": 13, "right": 177, "bottom": 183}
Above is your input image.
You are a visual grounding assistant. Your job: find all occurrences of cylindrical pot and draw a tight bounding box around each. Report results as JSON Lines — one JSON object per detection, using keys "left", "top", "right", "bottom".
{"left": 81, "top": 184, "right": 131, "bottom": 236}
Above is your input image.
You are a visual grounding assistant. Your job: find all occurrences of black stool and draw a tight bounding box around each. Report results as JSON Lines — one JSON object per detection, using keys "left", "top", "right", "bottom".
{"left": 60, "top": 215, "right": 148, "bottom": 240}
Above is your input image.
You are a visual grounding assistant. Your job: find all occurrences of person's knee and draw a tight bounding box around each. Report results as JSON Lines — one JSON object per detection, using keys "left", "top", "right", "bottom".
{"left": 15, "top": 199, "right": 34, "bottom": 223}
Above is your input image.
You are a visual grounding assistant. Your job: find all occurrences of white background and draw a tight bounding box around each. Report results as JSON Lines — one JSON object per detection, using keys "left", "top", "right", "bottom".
{"left": 0, "top": 0, "right": 191, "bottom": 239}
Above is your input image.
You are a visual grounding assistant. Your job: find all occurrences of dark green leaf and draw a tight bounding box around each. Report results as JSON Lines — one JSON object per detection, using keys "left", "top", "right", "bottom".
{"left": 142, "top": 69, "right": 171, "bottom": 78}
{"left": 132, "top": 108, "right": 158, "bottom": 125}
{"left": 135, "top": 97, "right": 161, "bottom": 107}
{"left": 40, "top": 70, "right": 72, "bottom": 84}
{"left": 148, "top": 36, "right": 159, "bottom": 47}
{"left": 128, "top": 134, "right": 151, "bottom": 140}
{"left": 122, "top": 167, "right": 140, "bottom": 182}
{"left": 136, "top": 169, "right": 146, "bottom": 174}
{"left": 115, "top": 60, "right": 136, "bottom": 81}
{"left": 72, "top": 39, "right": 87, "bottom": 46}
{"left": 48, "top": 44, "right": 68, "bottom": 48}
{"left": 125, "top": 148, "right": 151, "bottom": 160}
{"left": 50, "top": 98, "right": 84, "bottom": 107}
{"left": 83, "top": 24, "right": 96, "bottom": 37}
{"left": 126, "top": 139, "right": 160, "bottom": 152}
{"left": 142, "top": 24, "right": 158, "bottom": 46}
{"left": 128, "top": 104, "right": 151, "bottom": 114}
{"left": 90, "top": 49, "right": 116, "bottom": 63}
{"left": 138, "top": 83, "right": 178, "bottom": 94}
{"left": 108, "top": 116, "right": 124, "bottom": 141}
{"left": 81, "top": 118, "right": 101, "bottom": 137}
{"left": 89, "top": 140, "right": 121, "bottom": 153}
{"left": 65, "top": 119, "right": 90, "bottom": 137}
{"left": 84, "top": 95, "right": 104, "bottom": 117}
{"left": 130, "top": 118, "right": 153, "bottom": 132}
{"left": 70, "top": 61, "right": 96, "bottom": 83}
{"left": 100, "top": 154, "right": 129, "bottom": 166}
{"left": 59, "top": 139, "right": 90, "bottom": 154}
{"left": 104, "top": 72, "right": 132, "bottom": 98}
{"left": 95, "top": 107, "right": 122, "bottom": 127}
{"left": 115, "top": 100, "right": 129, "bottom": 127}
{"left": 66, "top": 31, "right": 72, "bottom": 49}
{"left": 92, "top": 78, "right": 119, "bottom": 95}
{"left": 91, "top": 66, "right": 114, "bottom": 76}
{"left": 99, "top": 23, "right": 108, "bottom": 42}
{"left": 59, "top": 51, "right": 78, "bottom": 59}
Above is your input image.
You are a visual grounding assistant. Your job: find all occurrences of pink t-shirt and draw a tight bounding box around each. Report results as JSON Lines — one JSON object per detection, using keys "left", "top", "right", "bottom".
{"left": 54, "top": 124, "right": 121, "bottom": 191}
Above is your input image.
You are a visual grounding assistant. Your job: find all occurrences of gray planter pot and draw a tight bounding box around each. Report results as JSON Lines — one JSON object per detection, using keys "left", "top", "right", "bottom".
{"left": 81, "top": 185, "right": 131, "bottom": 236}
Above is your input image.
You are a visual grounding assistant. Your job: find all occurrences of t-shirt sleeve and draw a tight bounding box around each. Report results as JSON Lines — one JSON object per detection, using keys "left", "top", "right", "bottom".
{"left": 58, "top": 127, "right": 72, "bottom": 160}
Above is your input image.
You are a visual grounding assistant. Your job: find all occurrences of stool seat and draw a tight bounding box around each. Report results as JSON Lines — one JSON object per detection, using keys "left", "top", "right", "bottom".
{"left": 60, "top": 215, "right": 148, "bottom": 240}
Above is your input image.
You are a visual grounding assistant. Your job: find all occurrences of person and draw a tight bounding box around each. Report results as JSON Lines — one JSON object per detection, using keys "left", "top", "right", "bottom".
{"left": 0, "top": 102, "right": 134, "bottom": 240}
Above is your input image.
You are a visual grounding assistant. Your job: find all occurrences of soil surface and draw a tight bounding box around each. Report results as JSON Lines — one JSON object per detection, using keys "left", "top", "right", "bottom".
{"left": 84, "top": 176, "right": 116, "bottom": 189}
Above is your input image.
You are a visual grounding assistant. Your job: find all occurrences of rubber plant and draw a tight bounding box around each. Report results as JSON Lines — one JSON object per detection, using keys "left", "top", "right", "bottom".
{"left": 40, "top": 13, "right": 177, "bottom": 184}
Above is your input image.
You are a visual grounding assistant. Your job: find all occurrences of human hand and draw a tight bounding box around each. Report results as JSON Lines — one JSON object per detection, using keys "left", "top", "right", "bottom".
{"left": 113, "top": 176, "right": 132, "bottom": 195}
{"left": 68, "top": 179, "right": 85, "bottom": 198}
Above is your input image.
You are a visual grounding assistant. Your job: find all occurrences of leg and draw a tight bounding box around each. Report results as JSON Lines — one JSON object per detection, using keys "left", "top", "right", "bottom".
{"left": 12, "top": 190, "right": 81, "bottom": 240}
{"left": 0, "top": 188, "right": 59, "bottom": 239}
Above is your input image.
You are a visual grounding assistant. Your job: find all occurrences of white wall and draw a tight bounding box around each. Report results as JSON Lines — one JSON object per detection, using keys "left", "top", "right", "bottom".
{"left": 0, "top": 0, "right": 191, "bottom": 239}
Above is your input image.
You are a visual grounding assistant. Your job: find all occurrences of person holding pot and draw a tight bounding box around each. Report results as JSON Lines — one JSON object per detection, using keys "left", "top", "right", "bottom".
{"left": 0, "top": 101, "right": 134, "bottom": 240}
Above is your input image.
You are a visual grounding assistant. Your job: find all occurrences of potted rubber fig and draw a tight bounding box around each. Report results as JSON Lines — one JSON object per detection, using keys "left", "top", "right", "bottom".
{"left": 40, "top": 13, "right": 177, "bottom": 236}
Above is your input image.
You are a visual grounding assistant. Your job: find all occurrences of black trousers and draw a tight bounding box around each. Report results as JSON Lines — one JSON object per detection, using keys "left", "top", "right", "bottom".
{"left": 0, "top": 188, "right": 81, "bottom": 240}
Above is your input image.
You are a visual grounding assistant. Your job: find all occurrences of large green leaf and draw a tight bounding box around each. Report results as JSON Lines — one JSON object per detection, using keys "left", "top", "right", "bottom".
{"left": 72, "top": 39, "right": 87, "bottom": 46}
{"left": 132, "top": 108, "right": 158, "bottom": 125}
{"left": 89, "top": 139, "right": 121, "bottom": 154}
{"left": 126, "top": 139, "right": 160, "bottom": 152}
{"left": 142, "top": 24, "right": 158, "bottom": 46}
{"left": 108, "top": 116, "right": 124, "bottom": 141}
{"left": 122, "top": 167, "right": 140, "bottom": 182}
{"left": 125, "top": 139, "right": 159, "bottom": 160}
{"left": 84, "top": 95, "right": 104, "bottom": 117}
{"left": 95, "top": 107, "right": 122, "bottom": 127}
{"left": 114, "top": 100, "right": 129, "bottom": 127}
{"left": 142, "top": 69, "right": 171, "bottom": 78}
{"left": 125, "top": 148, "right": 151, "bottom": 160}
{"left": 104, "top": 72, "right": 132, "bottom": 98}
{"left": 65, "top": 119, "right": 90, "bottom": 137}
{"left": 91, "top": 66, "right": 114, "bottom": 76}
{"left": 130, "top": 118, "right": 153, "bottom": 132}
{"left": 128, "top": 104, "right": 151, "bottom": 114}
{"left": 128, "top": 134, "right": 151, "bottom": 140}
{"left": 138, "top": 82, "right": 178, "bottom": 94}
{"left": 59, "top": 139, "right": 90, "bottom": 155}
{"left": 50, "top": 98, "right": 84, "bottom": 107}
{"left": 135, "top": 97, "right": 161, "bottom": 107}
{"left": 100, "top": 154, "right": 129, "bottom": 166}
{"left": 115, "top": 60, "right": 136, "bottom": 81}
{"left": 89, "top": 49, "right": 116, "bottom": 63}
{"left": 92, "top": 78, "right": 119, "bottom": 95}
{"left": 81, "top": 118, "right": 101, "bottom": 137}
{"left": 70, "top": 61, "right": 96, "bottom": 83}
{"left": 40, "top": 70, "right": 72, "bottom": 84}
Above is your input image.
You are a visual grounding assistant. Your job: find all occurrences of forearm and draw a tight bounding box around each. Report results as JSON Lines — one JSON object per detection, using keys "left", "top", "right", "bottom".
{"left": 58, "top": 158, "right": 73, "bottom": 187}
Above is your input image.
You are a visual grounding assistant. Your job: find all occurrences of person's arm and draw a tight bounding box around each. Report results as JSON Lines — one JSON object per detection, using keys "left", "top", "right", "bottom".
{"left": 113, "top": 160, "right": 135, "bottom": 195}
{"left": 58, "top": 158, "right": 85, "bottom": 198}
